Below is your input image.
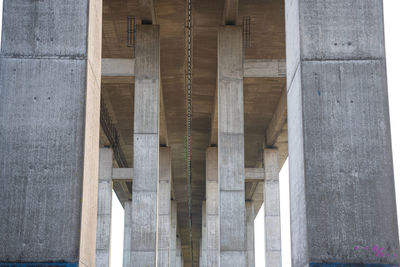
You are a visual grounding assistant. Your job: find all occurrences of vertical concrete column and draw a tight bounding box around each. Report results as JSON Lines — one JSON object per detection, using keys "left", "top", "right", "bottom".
{"left": 176, "top": 235, "right": 182, "bottom": 267}
{"left": 201, "top": 201, "right": 207, "bottom": 267}
{"left": 206, "top": 147, "right": 219, "bottom": 267}
{"left": 169, "top": 200, "right": 177, "bottom": 267}
{"left": 263, "top": 149, "right": 281, "bottom": 267}
{"left": 245, "top": 201, "right": 255, "bottom": 267}
{"left": 285, "top": 1, "right": 400, "bottom": 266}
{"left": 131, "top": 24, "right": 160, "bottom": 267}
{"left": 0, "top": 1, "right": 102, "bottom": 266}
{"left": 158, "top": 147, "right": 172, "bottom": 267}
{"left": 217, "top": 26, "right": 245, "bottom": 267}
{"left": 123, "top": 201, "right": 132, "bottom": 267}
{"left": 96, "top": 148, "right": 113, "bottom": 267}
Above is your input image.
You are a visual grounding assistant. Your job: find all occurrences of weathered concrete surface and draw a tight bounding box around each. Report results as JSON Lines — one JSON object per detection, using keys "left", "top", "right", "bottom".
{"left": 285, "top": 0, "right": 399, "bottom": 266}
{"left": 245, "top": 201, "right": 255, "bottom": 267}
{"left": 201, "top": 201, "right": 207, "bottom": 267}
{"left": 158, "top": 148, "right": 172, "bottom": 267}
{"left": 218, "top": 26, "right": 246, "bottom": 267}
{"left": 0, "top": 0, "right": 102, "bottom": 265}
{"left": 123, "top": 201, "right": 132, "bottom": 267}
{"left": 264, "top": 149, "right": 281, "bottom": 267}
{"left": 206, "top": 147, "right": 219, "bottom": 267}
{"left": 96, "top": 149, "right": 113, "bottom": 267}
{"left": 170, "top": 201, "right": 178, "bottom": 267}
{"left": 131, "top": 24, "right": 160, "bottom": 267}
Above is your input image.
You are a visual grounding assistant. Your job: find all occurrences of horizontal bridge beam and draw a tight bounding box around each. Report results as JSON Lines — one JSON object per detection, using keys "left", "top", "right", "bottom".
{"left": 101, "top": 58, "right": 286, "bottom": 78}
{"left": 111, "top": 167, "right": 265, "bottom": 182}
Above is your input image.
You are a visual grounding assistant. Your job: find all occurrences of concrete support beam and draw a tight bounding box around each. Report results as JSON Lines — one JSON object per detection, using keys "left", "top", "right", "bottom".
{"left": 244, "top": 59, "right": 286, "bottom": 78}
{"left": 96, "top": 149, "right": 113, "bottom": 267}
{"left": 101, "top": 58, "right": 135, "bottom": 77}
{"left": 264, "top": 149, "right": 281, "bottom": 267}
{"left": 222, "top": 0, "right": 239, "bottom": 25}
{"left": 285, "top": 0, "right": 399, "bottom": 265}
{"left": 113, "top": 167, "right": 264, "bottom": 182}
{"left": 0, "top": 1, "right": 102, "bottom": 265}
{"left": 101, "top": 58, "right": 285, "bottom": 78}
{"left": 218, "top": 26, "right": 246, "bottom": 267}
{"left": 131, "top": 24, "right": 160, "bottom": 266}
{"left": 123, "top": 201, "right": 132, "bottom": 267}
{"left": 265, "top": 88, "right": 287, "bottom": 147}
{"left": 201, "top": 201, "right": 207, "bottom": 267}
{"left": 158, "top": 148, "right": 172, "bottom": 267}
{"left": 169, "top": 201, "right": 177, "bottom": 267}
{"left": 245, "top": 201, "right": 255, "bottom": 267}
{"left": 206, "top": 147, "right": 219, "bottom": 267}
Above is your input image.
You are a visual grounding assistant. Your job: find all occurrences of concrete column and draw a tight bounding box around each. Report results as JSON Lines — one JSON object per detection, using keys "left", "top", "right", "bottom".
{"left": 123, "top": 201, "right": 132, "bottom": 267}
{"left": 206, "top": 147, "right": 219, "bottom": 267}
{"left": 176, "top": 236, "right": 182, "bottom": 267}
{"left": 263, "top": 149, "right": 281, "bottom": 267}
{"left": 131, "top": 24, "right": 160, "bottom": 267}
{"left": 217, "top": 26, "right": 245, "bottom": 267}
{"left": 0, "top": 1, "right": 102, "bottom": 266}
{"left": 285, "top": 1, "right": 400, "bottom": 266}
{"left": 169, "top": 200, "right": 177, "bottom": 267}
{"left": 158, "top": 147, "right": 172, "bottom": 267}
{"left": 96, "top": 148, "right": 113, "bottom": 267}
{"left": 245, "top": 201, "right": 255, "bottom": 267}
{"left": 201, "top": 201, "right": 207, "bottom": 267}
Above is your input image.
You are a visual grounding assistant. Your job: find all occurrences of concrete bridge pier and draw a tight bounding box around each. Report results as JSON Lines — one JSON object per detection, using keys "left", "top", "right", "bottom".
{"left": 217, "top": 25, "right": 246, "bottom": 267}
{"left": 264, "top": 149, "right": 282, "bottom": 267}
{"left": 0, "top": 1, "right": 102, "bottom": 266}
{"left": 96, "top": 148, "right": 114, "bottom": 267}
{"left": 131, "top": 24, "right": 160, "bottom": 267}
{"left": 206, "top": 147, "right": 219, "bottom": 267}
{"left": 123, "top": 201, "right": 132, "bottom": 267}
{"left": 286, "top": 0, "right": 400, "bottom": 266}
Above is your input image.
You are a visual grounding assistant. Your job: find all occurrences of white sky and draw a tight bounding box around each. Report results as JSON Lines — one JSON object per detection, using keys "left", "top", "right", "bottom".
{"left": 0, "top": 0, "right": 398, "bottom": 266}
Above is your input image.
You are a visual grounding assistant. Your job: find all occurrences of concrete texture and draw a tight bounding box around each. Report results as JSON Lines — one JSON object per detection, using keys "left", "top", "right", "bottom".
{"left": 96, "top": 149, "right": 113, "bottom": 267}
{"left": 264, "top": 149, "right": 281, "bottom": 267}
{"left": 170, "top": 201, "right": 178, "bottom": 267}
{"left": 206, "top": 147, "right": 219, "bottom": 267}
{"left": 0, "top": 0, "right": 102, "bottom": 265}
{"left": 218, "top": 26, "right": 246, "bottom": 267}
{"left": 158, "top": 148, "right": 172, "bottom": 267}
{"left": 245, "top": 201, "right": 255, "bottom": 267}
{"left": 285, "top": 0, "right": 399, "bottom": 266}
{"left": 201, "top": 201, "right": 207, "bottom": 267}
{"left": 131, "top": 24, "right": 160, "bottom": 267}
{"left": 123, "top": 201, "right": 132, "bottom": 267}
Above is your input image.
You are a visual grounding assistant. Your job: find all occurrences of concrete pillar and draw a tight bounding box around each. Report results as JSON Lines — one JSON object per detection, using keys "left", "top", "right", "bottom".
{"left": 201, "top": 201, "right": 207, "bottom": 267}
{"left": 263, "top": 149, "right": 281, "bottom": 267}
{"left": 123, "top": 201, "right": 132, "bottom": 267}
{"left": 158, "top": 147, "right": 172, "bottom": 267}
{"left": 206, "top": 147, "right": 219, "bottom": 267}
{"left": 285, "top": 1, "right": 400, "bottom": 266}
{"left": 0, "top": 1, "right": 102, "bottom": 266}
{"left": 217, "top": 26, "right": 245, "bottom": 267}
{"left": 176, "top": 236, "right": 182, "bottom": 267}
{"left": 170, "top": 200, "right": 177, "bottom": 267}
{"left": 245, "top": 201, "right": 255, "bottom": 267}
{"left": 96, "top": 148, "right": 113, "bottom": 267}
{"left": 131, "top": 24, "right": 160, "bottom": 267}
